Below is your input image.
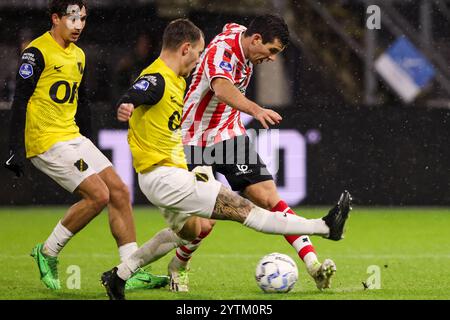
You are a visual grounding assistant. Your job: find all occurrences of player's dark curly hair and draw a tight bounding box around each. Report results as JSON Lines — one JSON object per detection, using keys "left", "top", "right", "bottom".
{"left": 162, "top": 19, "right": 204, "bottom": 51}
{"left": 48, "top": 0, "right": 87, "bottom": 17}
{"left": 244, "top": 14, "right": 290, "bottom": 47}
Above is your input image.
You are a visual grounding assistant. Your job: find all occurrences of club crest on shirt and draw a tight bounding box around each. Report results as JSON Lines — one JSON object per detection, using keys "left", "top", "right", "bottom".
{"left": 195, "top": 172, "right": 209, "bottom": 182}
{"left": 19, "top": 63, "right": 34, "bottom": 79}
{"left": 74, "top": 159, "right": 89, "bottom": 172}
{"left": 133, "top": 79, "right": 150, "bottom": 91}
{"left": 219, "top": 61, "right": 233, "bottom": 72}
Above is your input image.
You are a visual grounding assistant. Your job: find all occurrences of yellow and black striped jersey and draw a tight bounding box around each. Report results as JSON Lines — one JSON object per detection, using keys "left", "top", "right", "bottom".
{"left": 118, "top": 57, "right": 187, "bottom": 173}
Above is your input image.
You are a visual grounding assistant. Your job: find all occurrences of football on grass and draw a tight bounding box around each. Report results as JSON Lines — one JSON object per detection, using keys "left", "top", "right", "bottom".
{"left": 255, "top": 252, "right": 298, "bottom": 293}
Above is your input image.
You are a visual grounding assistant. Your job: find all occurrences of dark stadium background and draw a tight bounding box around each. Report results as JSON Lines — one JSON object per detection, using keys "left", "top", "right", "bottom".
{"left": 0, "top": 0, "right": 449, "bottom": 206}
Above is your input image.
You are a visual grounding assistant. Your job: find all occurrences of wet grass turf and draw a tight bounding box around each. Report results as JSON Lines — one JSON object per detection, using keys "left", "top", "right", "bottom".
{"left": 0, "top": 207, "right": 449, "bottom": 300}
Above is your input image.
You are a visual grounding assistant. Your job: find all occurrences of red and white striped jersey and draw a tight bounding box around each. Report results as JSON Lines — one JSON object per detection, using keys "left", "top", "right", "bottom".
{"left": 182, "top": 23, "right": 253, "bottom": 147}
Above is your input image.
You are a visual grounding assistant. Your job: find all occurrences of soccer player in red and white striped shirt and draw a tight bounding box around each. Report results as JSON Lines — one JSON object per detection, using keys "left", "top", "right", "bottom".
{"left": 168, "top": 14, "right": 338, "bottom": 291}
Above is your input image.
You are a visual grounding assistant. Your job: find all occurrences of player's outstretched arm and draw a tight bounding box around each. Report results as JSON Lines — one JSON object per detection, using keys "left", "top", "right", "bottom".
{"left": 211, "top": 77, "right": 282, "bottom": 129}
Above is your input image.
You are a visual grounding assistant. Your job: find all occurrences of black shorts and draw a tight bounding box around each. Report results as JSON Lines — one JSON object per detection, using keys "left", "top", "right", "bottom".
{"left": 184, "top": 135, "right": 273, "bottom": 192}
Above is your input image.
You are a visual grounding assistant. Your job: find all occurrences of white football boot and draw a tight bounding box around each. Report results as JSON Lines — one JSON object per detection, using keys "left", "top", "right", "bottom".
{"left": 168, "top": 257, "right": 190, "bottom": 292}
{"left": 308, "top": 258, "right": 337, "bottom": 290}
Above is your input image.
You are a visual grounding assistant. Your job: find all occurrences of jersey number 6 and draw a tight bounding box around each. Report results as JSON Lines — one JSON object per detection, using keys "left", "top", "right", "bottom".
{"left": 168, "top": 111, "right": 181, "bottom": 131}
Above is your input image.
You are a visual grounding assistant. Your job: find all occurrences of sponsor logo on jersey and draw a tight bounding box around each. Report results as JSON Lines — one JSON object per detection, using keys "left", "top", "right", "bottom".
{"left": 22, "top": 52, "right": 35, "bottom": 63}
{"left": 54, "top": 65, "right": 64, "bottom": 72}
{"left": 236, "top": 164, "right": 253, "bottom": 175}
{"left": 19, "top": 63, "right": 34, "bottom": 79}
{"left": 219, "top": 61, "right": 233, "bottom": 72}
{"left": 133, "top": 79, "right": 150, "bottom": 91}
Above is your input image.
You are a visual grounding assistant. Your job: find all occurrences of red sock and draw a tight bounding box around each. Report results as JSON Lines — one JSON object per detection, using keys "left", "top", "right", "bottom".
{"left": 175, "top": 229, "right": 212, "bottom": 263}
{"left": 271, "top": 200, "right": 317, "bottom": 261}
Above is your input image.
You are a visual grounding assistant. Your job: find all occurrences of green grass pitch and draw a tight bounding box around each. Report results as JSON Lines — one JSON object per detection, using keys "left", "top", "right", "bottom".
{"left": 0, "top": 207, "right": 449, "bottom": 300}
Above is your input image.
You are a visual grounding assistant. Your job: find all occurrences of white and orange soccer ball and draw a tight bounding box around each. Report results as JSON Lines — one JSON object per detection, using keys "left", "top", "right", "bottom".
{"left": 255, "top": 253, "right": 298, "bottom": 293}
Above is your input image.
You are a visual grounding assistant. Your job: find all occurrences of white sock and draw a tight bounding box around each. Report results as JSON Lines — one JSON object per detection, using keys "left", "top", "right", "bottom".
{"left": 169, "top": 255, "right": 188, "bottom": 271}
{"left": 243, "top": 207, "right": 329, "bottom": 236}
{"left": 118, "top": 242, "right": 138, "bottom": 262}
{"left": 116, "top": 228, "right": 187, "bottom": 281}
{"left": 43, "top": 221, "right": 74, "bottom": 257}
{"left": 303, "top": 252, "right": 320, "bottom": 271}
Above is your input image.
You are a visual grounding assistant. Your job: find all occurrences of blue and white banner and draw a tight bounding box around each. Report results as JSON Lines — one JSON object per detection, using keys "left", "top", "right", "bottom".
{"left": 375, "top": 37, "right": 435, "bottom": 103}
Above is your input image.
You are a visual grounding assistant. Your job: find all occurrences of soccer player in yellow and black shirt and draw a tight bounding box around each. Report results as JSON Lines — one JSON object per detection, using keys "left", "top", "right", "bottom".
{"left": 101, "top": 19, "right": 351, "bottom": 300}
{"left": 4, "top": 0, "right": 167, "bottom": 291}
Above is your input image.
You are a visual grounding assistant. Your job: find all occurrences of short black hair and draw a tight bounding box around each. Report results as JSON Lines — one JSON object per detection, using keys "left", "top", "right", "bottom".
{"left": 48, "top": 0, "right": 87, "bottom": 18}
{"left": 244, "top": 14, "right": 290, "bottom": 47}
{"left": 162, "top": 19, "right": 204, "bottom": 51}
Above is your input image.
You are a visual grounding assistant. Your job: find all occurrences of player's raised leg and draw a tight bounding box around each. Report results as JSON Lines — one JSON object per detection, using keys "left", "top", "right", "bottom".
{"left": 244, "top": 180, "right": 337, "bottom": 290}
{"left": 213, "top": 185, "right": 351, "bottom": 238}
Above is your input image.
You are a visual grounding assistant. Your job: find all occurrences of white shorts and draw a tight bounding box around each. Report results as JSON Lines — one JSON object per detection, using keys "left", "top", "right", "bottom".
{"left": 30, "top": 136, "right": 113, "bottom": 193}
{"left": 138, "top": 166, "right": 222, "bottom": 233}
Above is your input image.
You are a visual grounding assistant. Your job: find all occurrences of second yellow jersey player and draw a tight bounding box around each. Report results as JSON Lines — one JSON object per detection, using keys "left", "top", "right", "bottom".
{"left": 118, "top": 57, "right": 188, "bottom": 173}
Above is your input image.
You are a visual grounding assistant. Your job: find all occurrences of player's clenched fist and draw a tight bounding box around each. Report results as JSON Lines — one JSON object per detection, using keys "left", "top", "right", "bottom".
{"left": 117, "top": 103, "right": 135, "bottom": 122}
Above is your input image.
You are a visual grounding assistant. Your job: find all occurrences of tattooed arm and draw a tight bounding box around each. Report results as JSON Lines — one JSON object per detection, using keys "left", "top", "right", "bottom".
{"left": 211, "top": 185, "right": 255, "bottom": 222}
